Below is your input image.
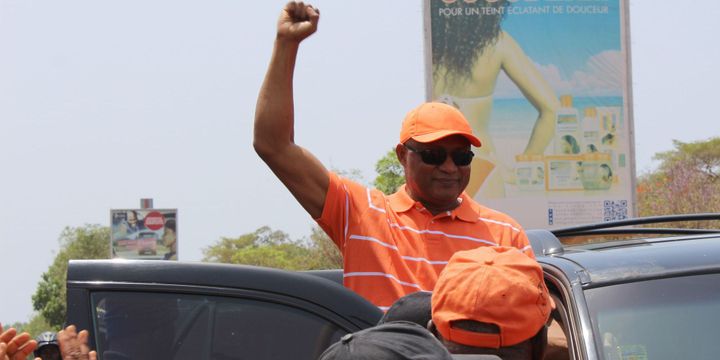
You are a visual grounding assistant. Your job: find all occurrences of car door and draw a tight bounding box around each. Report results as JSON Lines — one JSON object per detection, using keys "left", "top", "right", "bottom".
{"left": 66, "top": 260, "right": 382, "bottom": 360}
{"left": 90, "top": 289, "right": 359, "bottom": 360}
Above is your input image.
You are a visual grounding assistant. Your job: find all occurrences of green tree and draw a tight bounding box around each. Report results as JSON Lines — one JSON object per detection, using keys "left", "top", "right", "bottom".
{"left": 7, "top": 313, "right": 55, "bottom": 336}
{"left": 637, "top": 137, "right": 720, "bottom": 228}
{"left": 202, "top": 226, "right": 340, "bottom": 270}
{"left": 32, "top": 225, "right": 110, "bottom": 328}
{"left": 654, "top": 137, "right": 720, "bottom": 181}
{"left": 373, "top": 148, "right": 404, "bottom": 195}
{"left": 305, "top": 226, "right": 342, "bottom": 269}
{"left": 203, "top": 226, "right": 342, "bottom": 270}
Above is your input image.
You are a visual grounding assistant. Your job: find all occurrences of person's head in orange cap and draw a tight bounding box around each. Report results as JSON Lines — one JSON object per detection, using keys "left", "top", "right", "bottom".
{"left": 396, "top": 102, "right": 482, "bottom": 215}
{"left": 429, "top": 246, "right": 555, "bottom": 360}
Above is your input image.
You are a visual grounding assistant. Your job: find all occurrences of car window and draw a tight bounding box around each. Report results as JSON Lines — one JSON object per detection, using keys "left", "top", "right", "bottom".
{"left": 92, "top": 291, "right": 346, "bottom": 360}
{"left": 585, "top": 273, "right": 720, "bottom": 360}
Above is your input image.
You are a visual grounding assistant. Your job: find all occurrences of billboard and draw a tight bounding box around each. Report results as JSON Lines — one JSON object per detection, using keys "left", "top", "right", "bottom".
{"left": 424, "top": 0, "right": 634, "bottom": 228}
{"left": 111, "top": 209, "right": 178, "bottom": 260}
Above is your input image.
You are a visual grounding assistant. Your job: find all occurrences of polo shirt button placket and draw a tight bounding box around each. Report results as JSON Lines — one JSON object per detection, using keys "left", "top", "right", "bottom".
{"left": 428, "top": 213, "right": 446, "bottom": 227}
{"left": 426, "top": 215, "right": 438, "bottom": 229}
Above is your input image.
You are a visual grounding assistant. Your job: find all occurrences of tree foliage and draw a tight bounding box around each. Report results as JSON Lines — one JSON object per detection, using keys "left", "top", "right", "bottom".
{"left": 373, "top": 148, "right": 405, "bottom": 195}
{"left": 654, "top": 137, "right": 720, "bottom": 181}
{"left": 308, "top": 226, "right": 342, "bottom": 269}
{"left": 202, "top": 226, "right": 341, "bottom": 270}
{"left": 637, "top": 137, "right": 720, "bottom": 228}
{"left": 32, "top": 225, "right": 111, "bottom": 328}
{"left": 6, "top": 313, "right": 55, "bottom": 336}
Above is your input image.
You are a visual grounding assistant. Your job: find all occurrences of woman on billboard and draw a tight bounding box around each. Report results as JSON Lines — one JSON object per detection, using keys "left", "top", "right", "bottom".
{"left": 431, "top": 0, "right": 559, "bottom": 198}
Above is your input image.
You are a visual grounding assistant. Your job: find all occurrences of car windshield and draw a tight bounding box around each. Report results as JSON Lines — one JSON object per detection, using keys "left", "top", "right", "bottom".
{"left": 585, "top": 272, "right": 720, "bottom": 360}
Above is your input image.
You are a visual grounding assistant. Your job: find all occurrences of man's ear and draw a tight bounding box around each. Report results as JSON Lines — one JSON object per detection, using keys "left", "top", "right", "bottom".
{"left": 396, "top": 143, "right": 407, "bottom": 166}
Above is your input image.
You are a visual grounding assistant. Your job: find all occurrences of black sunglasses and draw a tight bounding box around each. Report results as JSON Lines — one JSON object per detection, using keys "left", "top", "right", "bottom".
{"left": 404, "top": 143, "right": 474, "bottom": 166}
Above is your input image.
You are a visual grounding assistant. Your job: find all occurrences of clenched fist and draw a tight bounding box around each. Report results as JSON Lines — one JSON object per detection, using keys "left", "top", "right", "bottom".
{"left": 277, "top": 1, "right": 320, "bottom": 42}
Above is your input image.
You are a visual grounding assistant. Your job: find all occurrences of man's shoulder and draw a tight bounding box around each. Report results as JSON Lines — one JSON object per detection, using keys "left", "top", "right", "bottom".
{"left": 330, "top": 171, "right": 372, "bottom": 193}
{"left": 328, "top": 171, "right": 390, "bottom": 205}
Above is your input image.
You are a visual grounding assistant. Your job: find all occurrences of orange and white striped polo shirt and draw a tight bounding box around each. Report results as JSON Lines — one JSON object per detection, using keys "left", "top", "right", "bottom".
{"left": 316, "top": 172, "right": 534, "bottom": 310}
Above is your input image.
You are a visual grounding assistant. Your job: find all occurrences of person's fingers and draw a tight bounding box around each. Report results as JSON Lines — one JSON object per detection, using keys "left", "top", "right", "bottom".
{"left": 58, "top": 326, "right": 88, "bottom": 360}
{"left": 57, "top": 329, "right": 67, "bottom": 345}
{"left": 0, "top": 327, "right": 16, "bottom": 344}
{"left": 307, "top": 5, "right": 320, "bottom": 26}
{"left": 89, "top": 350, "right": 98, "bottom": 360}
{"left": 5, "top": 332, "right": 30, "bottom": 355}
{"left": 294, "top": 2, "right": 306, "bottom": 19}
{"left": 15, "top": 333, "right": 31, "bottom": 343}
{"left": 57, "top": 329, "right": 70, "bottom": 354}
{"left": 58, "top": 324, "right": 79, "bottom": 352}
{"left": 78, "top": 329, "right": 89, "bottom": 343}
{"left": 285, "top": 1, "right": 297, "bottom": 12}
{"left": 78, "top": 330, "right": 91, "bottom": 355}
{"left": 65, "top": 325, "right": 78, "bottom": 337}
{"left": 12, "top": 340, "right": 38, "bottom": 360}
{"left": 300, "top": 3, "right": 317, "bottom": 23}
{"left": 0, "top": 342, "right": 7, "bottom": 358}
{"left": 284, "top": 1, "right": 297, "bottom": 18}
{"left": 286, "top": 1, "right": 319, "bottom": 23}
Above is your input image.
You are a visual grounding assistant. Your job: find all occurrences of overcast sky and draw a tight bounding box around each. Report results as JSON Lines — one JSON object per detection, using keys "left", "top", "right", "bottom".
{"left": 2, "top": 0, "right": 718, "bottom": 326}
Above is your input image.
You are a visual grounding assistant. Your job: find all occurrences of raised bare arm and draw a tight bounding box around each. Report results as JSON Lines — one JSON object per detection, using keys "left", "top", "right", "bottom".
{"left": 253, "top": 2, "right": 329, "bottom": 219}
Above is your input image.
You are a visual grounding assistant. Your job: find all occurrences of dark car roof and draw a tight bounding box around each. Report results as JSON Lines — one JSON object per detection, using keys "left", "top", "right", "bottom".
{"left": 531, "top": 232, "right": 720, "bottom": 288}
{"left": 68, "top": 259, "right": 382, "bottom": 328}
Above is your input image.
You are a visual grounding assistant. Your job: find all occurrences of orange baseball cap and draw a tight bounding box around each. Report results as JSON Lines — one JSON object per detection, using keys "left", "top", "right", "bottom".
{"left": 399, "top": 102, "right": 481, "bottom": 147}
{"left": 431, "top": 246, "right": 554, "bottom": 348}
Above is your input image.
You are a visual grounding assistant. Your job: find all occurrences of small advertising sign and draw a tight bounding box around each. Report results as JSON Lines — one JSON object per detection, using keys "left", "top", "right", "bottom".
{"left": 110, "top": 208, "right": 178, "bottom": 260}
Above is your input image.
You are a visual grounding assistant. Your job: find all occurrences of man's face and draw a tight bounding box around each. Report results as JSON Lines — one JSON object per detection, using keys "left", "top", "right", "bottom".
{"left": 398, "top": 135, "right": 472, "bottom": 212}
{"left": 127, "top": 212, "right": 138, "bottom": 226}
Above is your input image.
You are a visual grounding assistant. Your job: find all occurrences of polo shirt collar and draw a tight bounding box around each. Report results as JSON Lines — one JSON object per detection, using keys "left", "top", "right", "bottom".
{"left": 388, "top": 185, "right": 479, "bottom": 223}
{"left": 388, "top": 185, "right": 416, "bottom": 213}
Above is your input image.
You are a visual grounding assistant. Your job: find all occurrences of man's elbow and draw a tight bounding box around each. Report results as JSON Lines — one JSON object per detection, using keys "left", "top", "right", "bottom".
{"left": 253, "top": 137, "right": 275, "bottom": 162}
{"left": 254, "top": 134, "right": 294, "bottom": 165}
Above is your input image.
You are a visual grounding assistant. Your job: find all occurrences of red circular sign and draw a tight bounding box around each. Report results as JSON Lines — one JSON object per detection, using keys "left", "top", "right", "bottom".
{"left": 144, "top": 211, "right": 165, "bottom": 231}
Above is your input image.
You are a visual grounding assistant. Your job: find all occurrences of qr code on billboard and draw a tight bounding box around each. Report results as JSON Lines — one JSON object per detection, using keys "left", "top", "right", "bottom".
{"left": 604, "top": 200, "right": 628, "bottom": 221}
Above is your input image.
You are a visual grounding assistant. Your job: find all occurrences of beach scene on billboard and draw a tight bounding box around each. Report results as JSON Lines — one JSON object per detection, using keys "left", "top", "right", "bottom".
{"left": 427, "top": 0, "right": 633, "bottom": 227}
{"left": 111, "top": 209, "right": 177, "bottom": 260}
